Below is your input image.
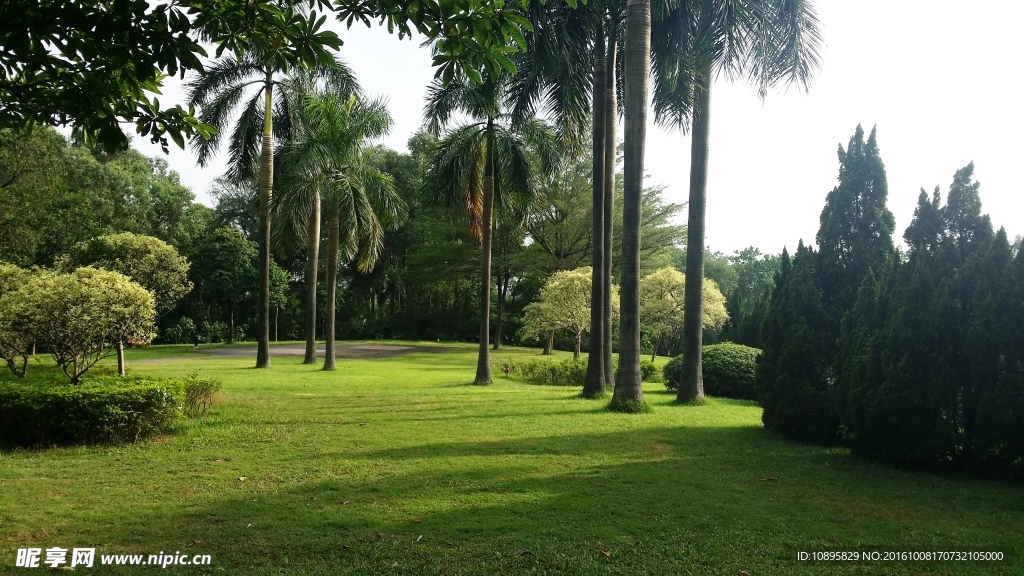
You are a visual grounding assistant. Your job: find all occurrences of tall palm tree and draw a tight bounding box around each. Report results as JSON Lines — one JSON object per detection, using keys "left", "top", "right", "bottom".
{"left": 512, "top": 0, "right": 624, "bottom": 397}
{"left": 273, "top": 70, "right": 364, "bottom": 365}
{"left": 651, "top": 0, "right": 823, "bottom": 403}
{"left": 187, "top": 46, "right": 357, "bottom": 369}
{"left": 609, "top": 0, "right": 651, "bottom": 412}
{"left": 278, "top": 93, "right": 406, "bottom": 370}
{"left": 422, "top": 74, "right": 557, "bottom": 384}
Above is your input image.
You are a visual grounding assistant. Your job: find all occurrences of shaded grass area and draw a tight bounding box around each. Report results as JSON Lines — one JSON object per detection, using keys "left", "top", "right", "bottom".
{"left": 1, "top": 342, "right": 1021, "bottom": 575}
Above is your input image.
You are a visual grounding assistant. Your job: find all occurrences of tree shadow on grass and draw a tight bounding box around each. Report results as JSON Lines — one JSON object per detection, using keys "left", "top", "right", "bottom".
{"left": 17, "top": 424, "right": 1024, "bottom": 575}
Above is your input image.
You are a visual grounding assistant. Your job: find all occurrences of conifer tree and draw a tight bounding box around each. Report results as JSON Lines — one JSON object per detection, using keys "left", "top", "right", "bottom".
{"left": 816, "top": 125, "right": 894, "bottom": 335}
{"left": 755, "top": 242, "right": 839, "bottom": 444}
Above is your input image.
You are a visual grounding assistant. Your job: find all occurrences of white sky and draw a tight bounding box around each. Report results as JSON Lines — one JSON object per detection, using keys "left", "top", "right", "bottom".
{"left": 132, "top": 0, "right": 1024, "bottom": 256}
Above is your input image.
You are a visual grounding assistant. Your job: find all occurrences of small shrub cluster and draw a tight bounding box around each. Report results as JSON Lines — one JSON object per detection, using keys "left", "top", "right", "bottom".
{"left": 497, "top": 357, "right": 587, "bottom": 386}
{"left": 662, "top": 343, "right": 761, "bottom": 399}
{"left": 640, "top": 360, "right": 663, "bottom": 383}
{"left": 184, "top": 377, "right": 221, "bottom": 417}
{"left": 0, "top": 373, "right": 222, "bottom": 446}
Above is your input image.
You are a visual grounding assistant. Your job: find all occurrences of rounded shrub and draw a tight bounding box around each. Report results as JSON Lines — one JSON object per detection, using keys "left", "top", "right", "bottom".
{"left": 640, "top": 360, "right": 663, "bottom": 383}
{"left": 660, "top": 343, "right": 761, "bottom": 399}
{"left": 701, "top": 343, "right": 761, "bottom": 400}
{"left": 662, "top": 355, "right": 683, "bottom": 392}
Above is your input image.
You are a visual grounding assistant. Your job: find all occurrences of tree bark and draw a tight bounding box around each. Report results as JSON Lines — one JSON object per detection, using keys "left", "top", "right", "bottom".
{"left": 227, "top": 301, "right": 235, "bottom": 344}
{"left": 474, "top": 118, "right": 496, "bottom": 384}
{"left": 543, "top": 331, "right": 554, "bottom": 355}
{"left": 611, "top": 0, "right": 650, "bottom": 412}
{"left": 583, "top": 25, "right": 607, "bottom": 398}
{"left": 323, "top": 217, "right": 339, "bottom": 370}
{"left": 677, "top": 60, "right": 712, "bottom": 404}
{"left": 651, "top": 333, "right": 660, "bottom": 363}
{"left": 304, "top": 193, "right": 321, "bottom": 364}
{"left": 116, "top": 340, "right": 126, "bottom": 376}
{"left": 574, "top": 330, "right": 581, "bottom": 360}
{"left": 603, "top": 32, "right": 618, "bottom": 390}
{"left": 493, "top": 275, "right": 508, "bottom": 351}
{"left": 256, "top": 70, "right": 274, "bottom": 369}
{"left": 274, "top": 306, "right": 279, "bottom": 342}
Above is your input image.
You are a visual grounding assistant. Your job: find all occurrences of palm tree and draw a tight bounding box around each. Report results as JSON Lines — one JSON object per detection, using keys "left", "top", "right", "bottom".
{"left": 651, "top": 0, "right": 823, "bottom": 403}
{"left": 608, "top": 0, "right": 651, "bottom": 412}
{"left": 187, "top": 46, "right": 357, "bottom": 369}
{"left": 277, "top": 93, "right": 405, "bottom": 370}
{"left": 422, "top": 74, "right": 557, "bottom": 384}
{"left": 513, "top": 0, "right": 624, "bottom": 397}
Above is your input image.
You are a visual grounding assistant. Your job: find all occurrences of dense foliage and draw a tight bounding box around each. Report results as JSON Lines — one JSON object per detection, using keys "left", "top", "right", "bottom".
{"left": 663, "top": 343, "right": 760, "bottom": 399}
{"left": 0, "top": 376, "right": 184, "bottom": 446}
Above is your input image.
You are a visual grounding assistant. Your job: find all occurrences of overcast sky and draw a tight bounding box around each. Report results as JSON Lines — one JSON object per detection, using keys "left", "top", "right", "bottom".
{"left": 132, "top": 0, "right": 1023, "bottom": 256}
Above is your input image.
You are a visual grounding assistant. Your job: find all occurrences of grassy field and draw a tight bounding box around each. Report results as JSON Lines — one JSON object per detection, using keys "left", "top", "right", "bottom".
{"left": 1, "top": 342, "right": 1021, "bottom": 575}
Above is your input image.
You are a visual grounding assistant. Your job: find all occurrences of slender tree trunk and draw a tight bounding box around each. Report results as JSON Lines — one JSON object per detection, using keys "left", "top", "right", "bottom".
{"left": 274, "top": 306, "right": 279, "bottom": 342}
{"left": 543, "top": 331, "right": 554, "bottom": 355}
{"left": 116, "top": 340, "right": 126, "bottom": 376}
{"left": 678, "top": 61, "right": 712, "bottom": 404}
{"left": 493, "top": 276, "right": 507, "bottom": 351}
{"left": 574, "top": 330, "right": 581, "bottom": 360}
{"left": 323, "top": 217, "right": 339, "bottom": 370}
{"left": 474, "top": 119, "right": 496, "bottom": 384}
{"left": 227, "top": 301, "right": 235, "bottom": 344}
{"left": 583, "top": 26, "right": 608, "bottom": 398}
{"left": 603, "top": 33, "right": 618, "bottom": 390}
{"left": 611, "top": 0, "right": 650, "bottom": 412}
{"left": 304, "top": 193, "right": 321, "bottom": 364}
{"left": 256, "top": 71, "right": 274, "bottom": 369}
{"left": 651, "top": 333, "right": 660, "bottom": 363}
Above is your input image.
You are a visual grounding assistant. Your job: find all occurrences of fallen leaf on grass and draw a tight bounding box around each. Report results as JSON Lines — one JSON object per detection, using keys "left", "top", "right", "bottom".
{"left": 600, "top": 550, "right": 612, "bottom": 558}
{"left": 238, "top": 477, "right": 247, "bottom": 482}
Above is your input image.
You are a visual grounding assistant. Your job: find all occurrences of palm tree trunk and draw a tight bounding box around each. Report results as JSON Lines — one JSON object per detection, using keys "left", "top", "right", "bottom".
{"left": 678, "top": 60, "right": 712, "bottom": 404}
{"left": 493, "top": 276, "right": 507, "bottom": 351}
{"left": 474, "top": 118, "right": 496, "bottom": 384}
{"left": 583, "top": 25, "right": 607, "bottom": 398}
{"left": 611, "top": 0, "right": 650, "bottom": 413}
{"left": 323, "top": 216, "right": 339, "bottom": 371}
{"left": 603, "top": 32, "right": 618, "bottom": 390}
{"left": 256, "top": 71, "right": 274, "bottom": 369}
{"left": 304, "top": 193, "right": 321, "bottom": 364}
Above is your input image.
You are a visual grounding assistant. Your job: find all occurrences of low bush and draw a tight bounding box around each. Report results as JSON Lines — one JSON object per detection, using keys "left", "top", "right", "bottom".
{"left": 662, "top": 343, "right": 761, "bottom": 399}
{"left": 184, "top": 376, "right": 221, "bottom": 417}
{"left": 497, "top": 357, "right": 587, "bottom": 386}
{"left": 0, "top": 375, "right": 202, "bottom": 446}
{"left": 663, "top": 355, "right": 683, "bottom": 391}
{"left": 640, "top": 360, "right": 663, "bottom": 383}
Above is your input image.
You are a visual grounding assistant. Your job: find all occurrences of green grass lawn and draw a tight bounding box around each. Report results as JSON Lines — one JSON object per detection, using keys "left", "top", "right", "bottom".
{"left": 1, "top": 342, "right": 1021, "bottom": 575}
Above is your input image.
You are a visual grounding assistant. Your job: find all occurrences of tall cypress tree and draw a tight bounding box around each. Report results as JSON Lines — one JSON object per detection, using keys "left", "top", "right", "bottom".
{"left": 816, "top": 125, "right": 895, "bottom": 334}
{"left": 755, "top": 242, "right": 839, "bottom": 444}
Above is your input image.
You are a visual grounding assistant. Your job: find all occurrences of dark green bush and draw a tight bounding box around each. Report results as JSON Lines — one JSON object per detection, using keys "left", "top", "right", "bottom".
{"left": 0, "top": 376, "right": 185, "bottom": 446}
{"left": 640, "top": 360, "right": 663, "bottom": 383}
{"left": 661, "top": 343, "right": 761, "bottom": 399}
{"left": 701, "top": 343, "right": 760, "bottom": 400}
{"left": 662, "top": 355, "right": 683, "bottom": 392}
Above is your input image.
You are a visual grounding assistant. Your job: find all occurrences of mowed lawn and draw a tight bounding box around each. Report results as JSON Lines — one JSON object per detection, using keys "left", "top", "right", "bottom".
{"left": 1, "top": 342, "right": 1021, "bottom": 575}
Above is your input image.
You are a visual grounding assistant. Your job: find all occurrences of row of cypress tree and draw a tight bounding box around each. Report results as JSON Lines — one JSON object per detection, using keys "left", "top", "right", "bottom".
{"left": 756, "top": 125, "right": 1024, "bottom": 479}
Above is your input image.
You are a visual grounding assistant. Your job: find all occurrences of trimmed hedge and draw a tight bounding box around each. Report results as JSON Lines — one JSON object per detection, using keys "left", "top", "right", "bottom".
{"left": 497, "top": 357, "right": 587, "bottom": 386}
{"left": 662, "top": 343, "right": 761, "bottom": 400}
{"left": 0, "top": 374, "right": 219, "bottom": 446}
{"left": 497, "top": 357, "right": 665, "bottom": 386}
